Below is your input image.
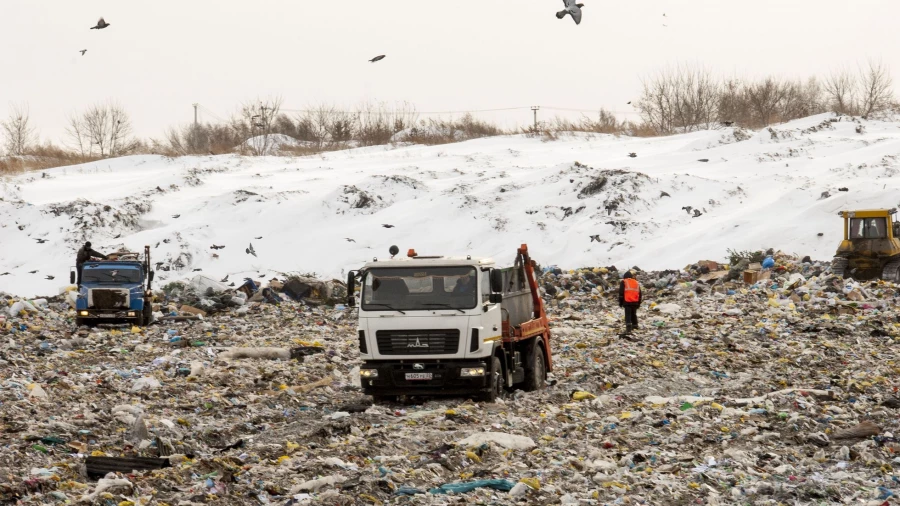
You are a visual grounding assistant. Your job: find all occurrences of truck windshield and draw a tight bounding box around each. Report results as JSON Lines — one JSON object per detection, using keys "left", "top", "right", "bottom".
{"left": 362, "top": 266, "right": 478, "bottom": 311}
{"left": 850, "top": 218, "right": 887, "bottom": 239}
{"left": 82, "top": 268, "right": 142, "bottom": 284}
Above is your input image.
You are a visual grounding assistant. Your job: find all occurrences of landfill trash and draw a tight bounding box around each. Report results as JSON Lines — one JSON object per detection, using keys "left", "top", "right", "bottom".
{"left": 1, "top": 253, "right": 900, "bottom": 504}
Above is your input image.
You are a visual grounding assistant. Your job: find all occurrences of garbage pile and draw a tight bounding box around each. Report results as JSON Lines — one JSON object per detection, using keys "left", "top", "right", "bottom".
{"left": 3, "top": 251, "right": 900, "bottom": 505}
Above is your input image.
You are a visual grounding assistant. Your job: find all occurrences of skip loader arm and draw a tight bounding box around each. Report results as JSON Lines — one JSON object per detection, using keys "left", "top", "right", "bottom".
{"left": 518, "top": 243, "right": 553, "bottom": 371}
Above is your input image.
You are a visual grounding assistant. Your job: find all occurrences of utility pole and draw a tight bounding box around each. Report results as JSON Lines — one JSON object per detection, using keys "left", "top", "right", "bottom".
{"left": 531, "top": 106, "right": 540, "bottom": 132}
{"left": 192, "top": 103, "right": 198, "bottom": 126}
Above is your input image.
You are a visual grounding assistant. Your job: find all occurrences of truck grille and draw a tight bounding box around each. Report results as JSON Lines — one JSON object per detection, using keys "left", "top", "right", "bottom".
{"left": 375, "top": 329, "right": 460, "bottom": 355}
{"left": 89, "top": 289, "right": 129, "bottom": 309}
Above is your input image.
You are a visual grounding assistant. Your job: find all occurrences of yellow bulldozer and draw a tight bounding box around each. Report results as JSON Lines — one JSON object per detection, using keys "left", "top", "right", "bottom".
{"left": 831, "top": 209, "right": 900, "bottom": 281}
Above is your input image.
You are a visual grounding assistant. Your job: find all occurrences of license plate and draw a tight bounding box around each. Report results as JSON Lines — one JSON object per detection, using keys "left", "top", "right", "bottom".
{"left": 99, "top": 314, "right": 115, "bottom": 318}
{"left": 405, "top": 373, "right": 432, "bottom": 381}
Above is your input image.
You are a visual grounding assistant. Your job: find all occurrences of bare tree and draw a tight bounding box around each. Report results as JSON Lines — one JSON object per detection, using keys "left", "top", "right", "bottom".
{"left": 824, "top": 68, "right": 858, "bottom": 115}
{"left": 65, "top": 113, "right": 91, "bottom": 158}
{"left": 745, "top": 78, "right": 790, "bottom": 127}
{"left": 637, "top": 65, "right": 720, "bottom": 134}
{"left": 66, "top": 101, "right": 136, "bottom": 158}
{"left": 859, "top": 60, "right": 894, "bottom": 119}
{"left": 2, "top": 103, "right": 35, "bottom": 156}
{"left": 240, "top": 96, "right": 284, "bottom": 155}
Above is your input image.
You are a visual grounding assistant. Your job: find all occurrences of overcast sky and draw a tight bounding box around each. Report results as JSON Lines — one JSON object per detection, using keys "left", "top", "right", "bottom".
{"left": 3, "top": 0, "right": 899, "bottom": 144}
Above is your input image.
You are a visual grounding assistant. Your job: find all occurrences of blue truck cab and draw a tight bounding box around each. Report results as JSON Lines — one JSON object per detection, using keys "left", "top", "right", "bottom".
{"left": 72, "top": 246, "right": 154, "bottom": 327}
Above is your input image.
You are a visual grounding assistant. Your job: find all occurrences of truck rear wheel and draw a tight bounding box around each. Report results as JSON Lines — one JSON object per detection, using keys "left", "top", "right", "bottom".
{"left": 524, "top": 343, "right": 546, "bottom": 392}
{"left": 482, "top": 356, "right": 503, "bottom": 402}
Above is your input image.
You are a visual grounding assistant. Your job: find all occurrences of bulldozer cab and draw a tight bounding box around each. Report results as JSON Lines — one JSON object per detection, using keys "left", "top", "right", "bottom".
{"left": 842, "top": 209, "right": 898, "bottom": 241}
{"left": 833, "top": 209, "right": 900, "bottom": 281}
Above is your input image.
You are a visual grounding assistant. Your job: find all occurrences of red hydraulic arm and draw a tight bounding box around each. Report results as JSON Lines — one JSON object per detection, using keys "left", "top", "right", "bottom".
{"left": 518, "top": 244, "right": 553, "bottom": 371}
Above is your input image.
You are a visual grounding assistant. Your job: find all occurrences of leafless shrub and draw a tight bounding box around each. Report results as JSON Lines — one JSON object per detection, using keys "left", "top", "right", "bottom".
{"left": 396, "top": 114, "right": 506, "bottom": 145}
{"left": 354, "top": 101, "right": 418, "bottom": 146}
{"left": 2, "top": 103, "right": 36, "bottom": 156}
{"left": 240, "top": 96, "right": 283, "bottom": 155}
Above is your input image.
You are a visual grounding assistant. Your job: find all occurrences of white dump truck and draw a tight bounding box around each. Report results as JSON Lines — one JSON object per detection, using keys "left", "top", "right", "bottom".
{"left": 347, "top": 244, "right": 553, "bottom": 402}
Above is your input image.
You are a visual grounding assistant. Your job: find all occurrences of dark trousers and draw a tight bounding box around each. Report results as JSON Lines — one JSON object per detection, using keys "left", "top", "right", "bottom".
{"left": 624, "top": 306, "right": 639, "bottom": 329}
{"left": 76, "top": 263, "right": 84, "bottom": 287}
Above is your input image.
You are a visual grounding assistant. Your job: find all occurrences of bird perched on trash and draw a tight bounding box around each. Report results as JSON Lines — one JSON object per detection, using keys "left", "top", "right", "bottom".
{"left": 246, "top": 243, "right": 257, "bottom": 257}
{"left": 45, "top": 275, "right": 55, "bottom": 280}
{"left": 556, "top": 0, "right": 584, "bottom": 24}
{"left": 90, "top": 17, "right": 110, "bottom": 29}
{"left": 369, "top": 55, "right": 386, "bottom": 63}
{"left": 682, "top": 206, "right": 693, "bottom": 215}
{"left": 79, "top": 49, "right": 87, "bottom": 56}
{"left": 192, "top": 268, "right": 202, "bottom": 272}
{"left": 692, "top": 209, "right": 702, "bottom": 218}
{"left": 220, "top": 275, "right": 229, "bottom": 283}
{"left": 382, "top": 224, "right": 395, "bottom": 229}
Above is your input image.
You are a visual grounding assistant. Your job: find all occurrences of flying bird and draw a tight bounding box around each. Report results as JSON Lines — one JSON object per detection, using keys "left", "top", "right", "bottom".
{"left": 254, "top": 236, "right": 263, "bottom": 240}
{"left": 246, "top": 243, "right": 257, "bottom": 257}
{"left": 369, "top": 55, "right": 386, "bottom": 63}
{"left": 0, "top": 272, "right": 10, "bottom": 276}
{"left": 589, "top": 234, "right": 601, "bottom": 243}
{"left": 345, "top": 238, "right": 356, "bottom": 243}
{"left": 556, "top": 0, "right": 584, "bottom": 25}
{"left": 45, "top": 275, "right": 55, "bottom": 281}
{"left": 382, "top": 224, "right": 395, "bottom": 229}
{"left": 80, "top": 49, "right": 87, "bottom": 56}
{"left": 35, "top": 238, "right": 47, "bottom": 244}
{"left": 90, "top": 18, "right": 110, "bottom": 30}
{"left": 628, "top": 153, "right": 637, "bottom": 158}
{"left": 172, "top": 214, "right": 180, "bottom": 219}
{"left": 627, "top": 101, "right": 632, "bottom": 105}
{"left": 192, "top": 268, "right": 202, "bottom": 272}
{"left": 29, "top": 270, "right": 38, "bottom": 274}
{"left": 210, "top": 244, "right": 225, "bottom": 250}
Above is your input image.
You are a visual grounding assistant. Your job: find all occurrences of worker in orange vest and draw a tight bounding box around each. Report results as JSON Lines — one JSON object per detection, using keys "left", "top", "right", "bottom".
{"left": 618, "top": 271, "right": 643, "bottom": 333}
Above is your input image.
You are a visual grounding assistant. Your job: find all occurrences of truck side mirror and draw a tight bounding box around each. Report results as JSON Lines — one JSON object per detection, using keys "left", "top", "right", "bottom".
{"left": 347, "top": 271, "right": 357, "bottom": 307}
{"left": 489, "top": 293, "right": 503, "bottom": 304}
{"left": 490, "top": 269, "right": 503, "bottom": 293}
{"left": 70, "top": 271, "right": 76, "bottom": 284}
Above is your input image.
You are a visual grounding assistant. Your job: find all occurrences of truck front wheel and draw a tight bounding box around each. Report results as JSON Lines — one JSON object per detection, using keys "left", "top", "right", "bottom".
{"left": 524, "top": 343, "right": 546, "bottom": 392}
{"left": 482, "top": 356, "right": 503, "bottom": 402}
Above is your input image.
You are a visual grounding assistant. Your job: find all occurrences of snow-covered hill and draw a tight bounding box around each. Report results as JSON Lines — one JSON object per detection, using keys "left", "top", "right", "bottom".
{"left": 3, "top": 113, "right": 900, "bottom": 297}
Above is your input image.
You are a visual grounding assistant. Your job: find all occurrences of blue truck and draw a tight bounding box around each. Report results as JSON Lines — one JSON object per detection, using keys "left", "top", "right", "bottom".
{"left": 71, "top": 245, "right": 155, "bottom": 327}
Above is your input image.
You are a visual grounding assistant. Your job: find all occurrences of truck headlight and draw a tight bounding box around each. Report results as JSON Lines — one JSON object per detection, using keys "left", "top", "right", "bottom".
{"left": 79, "top": 311, "right": 89, "bottom": 316}
{"left": 460, "top": 367, "right": 485, "bottom": 377}
{"left": 128, "top": 312, "right": 136, "bottom": 317}
{"left": 360, "top": 369, "right": 379, "bottom": 378}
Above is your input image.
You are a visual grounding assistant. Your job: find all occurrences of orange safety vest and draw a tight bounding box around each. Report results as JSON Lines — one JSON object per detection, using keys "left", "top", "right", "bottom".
{"left": 623, "top": 278, "right": 640, "bottom": 303}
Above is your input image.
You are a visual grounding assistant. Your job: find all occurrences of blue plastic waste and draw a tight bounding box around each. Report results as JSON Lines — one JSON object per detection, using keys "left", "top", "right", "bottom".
{"left": 762, "top": 256, "right": 775, "bottom": 269}
{"left": 878, "top": 486, "right": 894, "bottom": 499}
{"left": 429, "top": 479, "right": 515, "bottom": 495}
{"left": 395, "top": 487, "right": 426, "bottom": 496}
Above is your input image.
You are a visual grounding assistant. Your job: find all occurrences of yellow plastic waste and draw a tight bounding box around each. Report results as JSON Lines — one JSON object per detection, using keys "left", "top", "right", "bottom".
{"left": 520, "top": 477, "right": 541, "bottom": 490}
{"left": 465, "top": 450, "right": 482, "bottom": 463}
{"left": 572, "top": 391, "right": 596, "bottom": 401}
{"left": 276, "top": 455, "right": 291, "bottom": 465}
{"left": 619, "top": 411, "right": 632, "bottom": 419}
{"left": 711, "top": 402, "right": 725, "bottom": 411}
{"left": 286, "top": 441, "right": 299, "bottom": 453}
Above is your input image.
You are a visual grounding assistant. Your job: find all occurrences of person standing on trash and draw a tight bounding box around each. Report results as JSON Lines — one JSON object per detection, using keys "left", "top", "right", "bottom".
{"left": 618, "top": 270, "right": 643, "bottom": 333}
{"left": 76, "top": 241, "right": 108, "bottom": 287}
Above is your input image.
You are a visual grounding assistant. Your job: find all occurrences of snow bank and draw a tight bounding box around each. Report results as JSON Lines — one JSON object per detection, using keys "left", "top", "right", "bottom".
{"left": 1, "top": 114, "right": 897, "bottom": 297}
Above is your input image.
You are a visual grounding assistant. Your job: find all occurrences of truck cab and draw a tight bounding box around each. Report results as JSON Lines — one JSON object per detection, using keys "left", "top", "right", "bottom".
{"left": 73, "top": 246, "right": 155, "bottom": 326}
{"left": 349, "top": 245, "right": 551, "bottom": 402}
